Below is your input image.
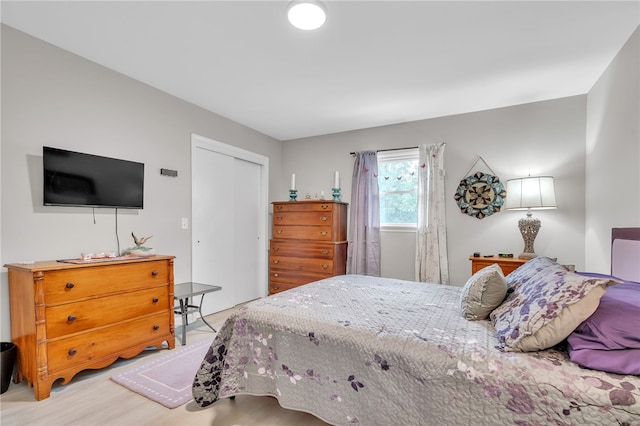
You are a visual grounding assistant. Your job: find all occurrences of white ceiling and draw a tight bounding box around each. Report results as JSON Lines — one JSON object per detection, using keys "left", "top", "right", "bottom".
{"left": 2, "top": 1, "right": 639, "bottom": 141}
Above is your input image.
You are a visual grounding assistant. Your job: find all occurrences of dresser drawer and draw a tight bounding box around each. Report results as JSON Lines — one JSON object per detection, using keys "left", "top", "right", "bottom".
{"left": 273, "top": 225, "right": 335, "bottom": 241}
{"left": 43, "top": 261, "right": 169, "bottom": 304}
{"left": 269, "top": 281, "right": 302, "bottom": 294}
{"left": 45, "top": 286, "right": 170, "bottom": 339}
{"left": 273, "top": 211, "right": 333, "bottom": 226}
{"left": 270, "top": 240, "right": 335, "bottom": 259}
{"left": 269, "top": 269, "right": 332, "bottom": 286}
{"left": 274, "top": 202, "right": 333, "bottom": 213}
{"left": 271, "top": 256, "right": 335, "bottom": 273}
{"left": 47, "top": 312, "right": 170, "bottom": 374}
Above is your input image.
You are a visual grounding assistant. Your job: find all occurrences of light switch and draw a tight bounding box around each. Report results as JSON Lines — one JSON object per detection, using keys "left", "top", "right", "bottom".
{"left": 181, "top": 218, "right": 189, "bottom": 229}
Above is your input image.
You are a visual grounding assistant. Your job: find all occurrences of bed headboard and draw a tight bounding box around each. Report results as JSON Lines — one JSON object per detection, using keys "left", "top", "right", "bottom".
{"left": 611, "top": 227, "right": 640, "bottom": 282}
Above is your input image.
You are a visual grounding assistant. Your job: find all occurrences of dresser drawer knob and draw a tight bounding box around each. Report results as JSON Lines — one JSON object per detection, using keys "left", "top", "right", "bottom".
{"left": 273, "top": 247, "right": 280, "bottom": 251}
{"left": 276, "top": 216, "right": 283, "bottom": 221}
{"left": 151, "top": 270, "right": 159, "bottom": 277}
{"left": 152, "top": 297, "right": 159, "bottom": 303}
{"left": 273, "top": 285, "right": 280, "bottom": 291}
{"left": 321, "top": 264, "right": 329, "bottom": 270}
{"left": 320, "top": 216, "right": 328, "bottom": 222}
{"left": 68, "top": 348, "right": 77, "bottom": 356}
{"left": 274, "top": 273, "right": 279, "bottom": 277}
{"left": 276, "top": 230, "right": 283, "bottom": 234}
{"left": 320, "top": 231, "right": 328, "bottom": 236}
{"left": 276, "top": 205, "right": 283, "bottom": 210}
{"left": 273, "top": 260, "right": 279, "bottom": 264}
{"left": 67, "top": 315, "right": 77, "bottom": 323}
{"left": 321, "top": 249, "right": 329, "bottom": 255}
{"left": 65, "top": 282, "right": 75, "bottom": 289}
{"left": 153, "top": 325, "right": 160, "bottom": 331}
{"left": 321, "top": 205, "right": 328, "bottom": 209}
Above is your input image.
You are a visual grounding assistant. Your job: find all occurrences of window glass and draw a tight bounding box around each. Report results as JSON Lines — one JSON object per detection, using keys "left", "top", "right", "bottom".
{"left": 377, "top": 149, "right": 419, "bottom": 226}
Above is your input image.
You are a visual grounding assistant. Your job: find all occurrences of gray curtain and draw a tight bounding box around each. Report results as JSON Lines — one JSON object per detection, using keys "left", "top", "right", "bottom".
{"left": 347, "top": 151, "right": 381, "bottom": 276}
{"left": 415, "top": 143, "right": 449, "bottom": 284}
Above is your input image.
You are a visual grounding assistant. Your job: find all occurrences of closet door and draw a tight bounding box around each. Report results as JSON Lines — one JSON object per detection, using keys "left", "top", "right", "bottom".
{"left": 191, "top": 134, "right": 268, "bottom": 314}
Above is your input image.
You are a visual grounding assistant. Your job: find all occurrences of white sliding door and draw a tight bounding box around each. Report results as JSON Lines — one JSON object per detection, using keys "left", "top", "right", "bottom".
{"left": 191, "top": 134, "right": 268, "bottom": 314}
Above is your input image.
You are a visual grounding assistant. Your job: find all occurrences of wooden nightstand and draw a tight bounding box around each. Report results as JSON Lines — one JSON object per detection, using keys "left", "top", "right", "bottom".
{"left": 469, "top": 256, "right": 528, "bottom": 276}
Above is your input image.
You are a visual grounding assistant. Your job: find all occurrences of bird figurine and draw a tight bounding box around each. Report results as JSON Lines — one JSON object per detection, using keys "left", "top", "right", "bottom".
{"left": 132, "top": 232, "right": 153, "bottom": 247}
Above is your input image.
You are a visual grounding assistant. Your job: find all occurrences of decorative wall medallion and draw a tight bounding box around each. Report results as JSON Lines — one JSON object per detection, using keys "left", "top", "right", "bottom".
{"left": 454, "top": 171, "right": 506, "bottom": 219}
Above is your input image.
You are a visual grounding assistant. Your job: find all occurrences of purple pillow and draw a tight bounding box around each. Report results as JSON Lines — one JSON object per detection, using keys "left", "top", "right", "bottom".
{"left": 567, "top": 274, "right": 640, "bottom": 375}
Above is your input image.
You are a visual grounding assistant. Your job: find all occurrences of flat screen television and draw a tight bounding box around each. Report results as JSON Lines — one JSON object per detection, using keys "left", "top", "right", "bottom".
{"left": 43, "top": 146, "right": 144, "bottom": 209}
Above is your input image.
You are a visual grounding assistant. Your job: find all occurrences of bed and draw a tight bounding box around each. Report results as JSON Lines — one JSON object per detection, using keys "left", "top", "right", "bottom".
{"left": 193, "top": 229, "right": 640, "bottom": 425}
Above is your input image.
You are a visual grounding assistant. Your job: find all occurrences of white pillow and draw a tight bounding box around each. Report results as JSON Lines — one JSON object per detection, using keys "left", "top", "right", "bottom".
{"left": 460, "top": 263, "right": 507, "bottom": 321}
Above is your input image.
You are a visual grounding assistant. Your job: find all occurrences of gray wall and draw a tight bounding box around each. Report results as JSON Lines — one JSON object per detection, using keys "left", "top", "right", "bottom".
{"left": 2, "top": 23, "right": 638, "bottom": 342}
{"left": 282, "top": 97, "right": 588, "bottom": 286}
{"left": 585, "top": 27, "right": 640, "bottom": 272}
{"left": 0, "top": 25, "right": 282, "bottom": 341}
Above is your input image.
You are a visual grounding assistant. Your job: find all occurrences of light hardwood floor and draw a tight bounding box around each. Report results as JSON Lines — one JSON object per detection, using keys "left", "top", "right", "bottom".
{"left": 0, "top": 307, "right": 330, "bottom": 426}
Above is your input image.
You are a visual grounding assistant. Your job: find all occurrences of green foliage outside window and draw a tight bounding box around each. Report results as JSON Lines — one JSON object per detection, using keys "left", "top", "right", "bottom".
{"left": 378, "top": 158, "right": 418, "bottom": 225}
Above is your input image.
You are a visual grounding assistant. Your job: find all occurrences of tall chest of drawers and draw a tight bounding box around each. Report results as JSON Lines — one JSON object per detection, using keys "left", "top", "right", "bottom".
{"left": 269, "top": 200, "right": 348, "bottom": 294}
{"left": 4, "top": 255, "right": 175, "bottom": 400}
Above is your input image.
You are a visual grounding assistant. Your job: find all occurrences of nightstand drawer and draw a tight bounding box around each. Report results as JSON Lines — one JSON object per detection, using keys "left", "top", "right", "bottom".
{"left": 469, "top": 256, "right": 527, "bottom": 276}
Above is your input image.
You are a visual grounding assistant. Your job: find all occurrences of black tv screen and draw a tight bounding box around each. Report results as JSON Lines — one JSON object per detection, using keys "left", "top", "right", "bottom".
{"left": 43, "top": 146, "right": 144, "bottom": 209}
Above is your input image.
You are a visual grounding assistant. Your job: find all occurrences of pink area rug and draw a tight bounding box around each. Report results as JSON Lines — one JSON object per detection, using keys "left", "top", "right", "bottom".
{"left": 111, "top": 338, "right": 211, "bottom": 408}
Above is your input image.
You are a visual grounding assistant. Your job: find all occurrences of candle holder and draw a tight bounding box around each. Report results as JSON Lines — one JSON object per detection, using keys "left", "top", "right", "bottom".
{"left": 332, "top": 187, "right": 341, "bottom": 202}
{"left": 289, "top": 189, "right": 298, "bottom": 202}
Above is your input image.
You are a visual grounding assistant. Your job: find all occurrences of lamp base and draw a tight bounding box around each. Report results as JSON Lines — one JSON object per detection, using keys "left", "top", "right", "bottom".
{"left": 517, "top": 212, "right": 540, "bottom": 260}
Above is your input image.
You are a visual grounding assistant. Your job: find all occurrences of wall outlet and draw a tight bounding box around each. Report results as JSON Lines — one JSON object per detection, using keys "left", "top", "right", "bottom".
{"left": 181, "top": 218, "right": 189, "bottom": 230}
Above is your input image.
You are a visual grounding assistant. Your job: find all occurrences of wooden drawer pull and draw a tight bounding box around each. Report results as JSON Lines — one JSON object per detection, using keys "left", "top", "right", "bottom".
{"left": 321, "top": 205, "right": 329, "bottom": 209}
{"left": 151, "top": 270, "right": 159, "bottom": 277}
{"left": 67, "top": 315, "right": 77, "bottom": 323}
{"left": 153, "top": 325, "right": 160, "bottom": 331}
{"left": 321, "top": 249, "right": 329, "bottom": 255}
{"left": 68, "top": 348, "right": 77, "bottom": 356}
{"left": 321, "top": 264, "right": 329, "bottom": 270}
{"left": 320, "top": 216, "right": 328, "bottom": 222}
{"left": 276, "top": 216, "right": 283, "bottom": 221}
{"left": 273, "top": 260, "right": 279, "bottom": 264}
{"left": 152, "top": 297, "right": 159, "bottom": 303}
{"left": 65, "top": 282, "right": 75, "bottom": 289}
{"left": 273, "top": 273, "right": 279, "bottom": 277}
{"left": 320, "top": 231, "right": 328, "bottom": 236}
{"left": 276, "top": 230, "right": 283, "bottom": 234}
{"left": 272, "top": 286, "right": 280, "bottom": 291}
{"left": 276, "top": 205, "right": 283, "bottom": 210}
{"left": 273, "top": 247, "right": 280, "bottom": 251}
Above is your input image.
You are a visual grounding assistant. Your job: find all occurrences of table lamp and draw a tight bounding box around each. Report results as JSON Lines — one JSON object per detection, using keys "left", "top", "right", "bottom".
{"left": 505, "top": 176, "right": 557, "bottom": 259}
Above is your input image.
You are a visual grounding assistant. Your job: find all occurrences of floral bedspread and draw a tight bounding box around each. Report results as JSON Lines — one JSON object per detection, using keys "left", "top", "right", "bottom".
{"left": 192, "top": 275, "right": 640, "bottom": 425}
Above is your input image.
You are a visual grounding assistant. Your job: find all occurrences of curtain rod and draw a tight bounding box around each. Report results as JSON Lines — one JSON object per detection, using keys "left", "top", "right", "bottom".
{"left": 350, "top": 146, "right": 418, "bottom": 156}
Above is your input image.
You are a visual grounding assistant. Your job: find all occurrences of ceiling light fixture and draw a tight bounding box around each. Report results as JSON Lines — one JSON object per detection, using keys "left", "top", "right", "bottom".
{"left": 287, "top": 1, "right": 327, "bottom": 30}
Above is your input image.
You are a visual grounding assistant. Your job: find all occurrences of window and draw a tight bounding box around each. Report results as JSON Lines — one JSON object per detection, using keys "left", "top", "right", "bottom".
{"left": 377, "top": 148, "right": 419, "bottom": 227}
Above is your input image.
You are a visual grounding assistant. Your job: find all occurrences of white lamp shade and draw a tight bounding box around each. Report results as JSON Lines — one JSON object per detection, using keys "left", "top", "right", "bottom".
{"left": 505, "top": 176, "right": 557, "bottom": 210}
{"left": 287, "top": 2, "right": 327, "bottom": 30}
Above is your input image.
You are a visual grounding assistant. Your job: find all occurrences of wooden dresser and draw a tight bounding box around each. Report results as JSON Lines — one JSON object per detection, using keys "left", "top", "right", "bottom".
{"left": 469, "top": 256, "right": 527, "bottom": 276}
{"left": 269, "top": 200, "right": 348, "bottom": 294}
{"left": 4, "top": 255, "right": 175, "bottom": 400}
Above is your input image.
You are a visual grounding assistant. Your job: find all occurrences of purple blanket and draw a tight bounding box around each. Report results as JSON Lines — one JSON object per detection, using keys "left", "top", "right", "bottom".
{"left": 567, "top": 276, "right": 640, "bottom": 375}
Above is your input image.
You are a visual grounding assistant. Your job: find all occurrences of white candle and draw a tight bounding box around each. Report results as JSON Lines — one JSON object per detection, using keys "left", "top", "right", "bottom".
{"left": 291, "top": 173, "right": 296, "bottom": 190}
{"left": 334, "top": 171, "right": 339, "bottom": 188}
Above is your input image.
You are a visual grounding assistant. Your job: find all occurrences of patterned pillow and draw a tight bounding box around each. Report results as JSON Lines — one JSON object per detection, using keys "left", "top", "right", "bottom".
{"left": 505, "top": 256, "right": 558, "bottom": 293}
{"left": 490, "top": 258, "right": 621, "bottom": 352}
{"left": 460, "top": 264, "right": 507, "bottom": 320}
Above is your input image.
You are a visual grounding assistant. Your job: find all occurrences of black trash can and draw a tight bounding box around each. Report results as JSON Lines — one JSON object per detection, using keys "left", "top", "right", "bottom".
{"left": 1, "top": 342, "right": 16, "bottom": 394}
